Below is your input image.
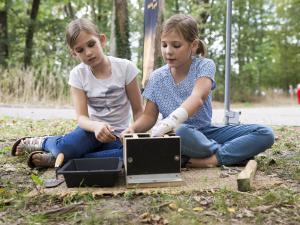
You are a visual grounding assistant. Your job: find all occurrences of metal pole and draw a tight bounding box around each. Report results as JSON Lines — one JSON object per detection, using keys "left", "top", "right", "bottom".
{"left": 224, "top": 0, "right": 232, "bottom": 125}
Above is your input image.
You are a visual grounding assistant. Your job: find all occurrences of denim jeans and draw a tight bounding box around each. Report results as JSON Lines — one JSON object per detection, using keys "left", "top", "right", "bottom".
{"left": 176, "top": 123, "right": 274, "bottom": 166}
{"left": 42, "top": 126, "right": 123, "bottom": 162}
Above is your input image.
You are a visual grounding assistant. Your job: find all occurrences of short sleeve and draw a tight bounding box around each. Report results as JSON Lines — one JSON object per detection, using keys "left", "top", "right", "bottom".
{"left": 125, "top": 60, "right": 140, "bottom": 85}
{"left": 68, "top": 67, "right": 84, "bottom": 90}
{"left": 142, "top": 72, "right": 158, "bottom": 103}
{"left": 196, "top": 59, "right": 216, "bottom": 90}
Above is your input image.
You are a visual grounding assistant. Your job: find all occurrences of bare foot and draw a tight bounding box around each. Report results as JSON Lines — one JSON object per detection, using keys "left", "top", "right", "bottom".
{"left": 187, "top": 154, "right": 218, "bottom": 168}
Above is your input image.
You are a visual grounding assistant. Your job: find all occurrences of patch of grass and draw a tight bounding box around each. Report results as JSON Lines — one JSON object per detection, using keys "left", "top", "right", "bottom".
{"left": 60, "top": 193, "right": 95, "bottom": 206}
{"left": 82, "top": 207, "right": 130, "bottom": 225}
{"left": 0, "top": 118, "right": 77, "bottom": 140}
{"left": 0, "top": 119, "right": 300, "bottom": 224}
{"left": 257, "top": 126, "right": 300, "bottom": 180}
{"left": 260, "top": 188, "right": 299, "bottom": 206}
{"left": 123, "top": 189, "right": 137, "bottom": 200}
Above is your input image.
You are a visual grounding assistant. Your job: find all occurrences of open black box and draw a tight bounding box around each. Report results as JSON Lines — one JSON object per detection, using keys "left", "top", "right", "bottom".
{"left": 57, "top": 157, "right": 123, "bottom": 188}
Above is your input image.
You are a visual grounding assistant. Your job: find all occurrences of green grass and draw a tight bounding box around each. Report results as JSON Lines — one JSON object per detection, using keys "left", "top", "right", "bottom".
{"left": 0, "top": 119, "right": 299, "bottom": 224}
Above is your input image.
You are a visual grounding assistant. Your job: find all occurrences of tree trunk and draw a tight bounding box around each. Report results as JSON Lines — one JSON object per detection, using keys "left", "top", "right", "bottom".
{"left": 109, "top": 0, "right": 116, "bottom": 56}
{"left": 24, "top": 0, "right": 40, "bottom": 68}
{"left": 110, "top": 0, "right": 131, "bottom": 59}
{"left": 0, "top": 0, "right": 9, "bottom": 68}
{"left": 64, "top": 2, "right": 74, "bottom": 19}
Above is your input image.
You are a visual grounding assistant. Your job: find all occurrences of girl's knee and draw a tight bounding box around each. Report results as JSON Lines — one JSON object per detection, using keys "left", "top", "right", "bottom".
{"left": 55, "top": 139, "right": 82, "bottom": 159}
{"left": 258, "top": 125, "right": 275, "bottom": 147}
{"left": 176, "top": 124, "right": 192, "bottom": 136}
{"left": 176, "top": 124, "right": 218, "bottom": 158}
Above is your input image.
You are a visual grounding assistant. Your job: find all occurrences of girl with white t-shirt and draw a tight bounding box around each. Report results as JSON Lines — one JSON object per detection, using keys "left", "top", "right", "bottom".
{"left": 11, "top": 18, "right": 143, "bottom": 168}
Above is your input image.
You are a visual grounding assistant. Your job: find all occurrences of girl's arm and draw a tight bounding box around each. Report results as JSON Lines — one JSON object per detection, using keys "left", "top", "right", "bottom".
{"left": 71, "top": 86, "right": 116, "bottom": 142}
{"left": 125, "top": 77, "right": 143, "bottom": 121}
{"left": 151, "top": 77, "right": 212, "bottom": 136}
{"left": 122, "top": 100, "right": 159, "bottom": 134}
{"left": 181, "top": 76, "right": 212, "bottom": 116}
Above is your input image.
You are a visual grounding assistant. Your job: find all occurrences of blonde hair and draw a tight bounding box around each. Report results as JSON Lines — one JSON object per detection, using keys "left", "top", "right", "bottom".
{"left": 66, "top": 18, "right": 100, "bottom": 49}
{"left": 162, "top": 14, "right": 207, "bottom": 57}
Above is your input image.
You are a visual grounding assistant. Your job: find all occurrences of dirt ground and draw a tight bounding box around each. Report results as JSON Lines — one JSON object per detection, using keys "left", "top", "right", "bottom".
{"left": 0, "top": 118, "right": 299, "bottom": 225}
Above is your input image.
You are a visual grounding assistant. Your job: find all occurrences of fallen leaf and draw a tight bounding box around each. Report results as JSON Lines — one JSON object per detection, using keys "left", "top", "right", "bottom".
{"left": 193, "top": 196, "right": 201, "bottom": 202}
{"left": 177, "top": 208, "right": 184, "bottom": 212}
{"left": 200, "top": 200, "right": 209, "bottom": 206}
{"left": 227, "top": 207, "right": 236, "bottom": 213}
{"left": 2, "top": 164, "right": 16, "bottom": 172}
{"left": 2, "top": 198, "right": 14, "bottom": 206}
{"left": 151, "top": 214, "right": 161, "bottom": 221}
{"left": 168, "top": 203, "right": 178, "bottom": 210}
{"left": 193, "top": 207, "right": 204, "bottom": 212}
{"left": 242, "top": 209, "right": 255, "bottom": 218}
{"left": 162, "top": 218, "right": 169, "bottom": 224}
{"left": 139, "top": 212, "right": 150, "bottom": 219}
{"left": 252, "top": 205, "right": 276, "bottom": 213}
{"left": 220, "top": 172, "right": 229, "bottom": 178}
{"left": 140, "top": 218, "right": 151, "bottom": 223}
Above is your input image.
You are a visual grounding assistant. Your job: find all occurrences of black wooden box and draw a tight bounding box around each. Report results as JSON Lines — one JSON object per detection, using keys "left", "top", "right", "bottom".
{"left": 123, "top": 133, "right": 182, "bottom": 185}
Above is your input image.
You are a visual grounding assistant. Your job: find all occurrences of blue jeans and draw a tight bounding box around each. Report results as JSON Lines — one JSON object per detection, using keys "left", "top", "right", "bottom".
{"left": 42, "top": 126, "right": 123, "bottom": 162}
{"left": 176, "top": 124, "right": 274, "bottom": 166}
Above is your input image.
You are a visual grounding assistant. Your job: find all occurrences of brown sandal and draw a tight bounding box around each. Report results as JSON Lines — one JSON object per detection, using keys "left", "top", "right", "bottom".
{"left": 11, "top": 137, "right": 46, "bottom": 156}
{"left": 27, "top": 151, "right": 55, "bottom": 169}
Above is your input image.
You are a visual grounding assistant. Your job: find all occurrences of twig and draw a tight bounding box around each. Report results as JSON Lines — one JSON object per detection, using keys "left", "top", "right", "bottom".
{"left": 157, "top": 201, "right": 173, "bottom": 209}
{"left": 43, "top": 201, "right": 84, "bottom": 215}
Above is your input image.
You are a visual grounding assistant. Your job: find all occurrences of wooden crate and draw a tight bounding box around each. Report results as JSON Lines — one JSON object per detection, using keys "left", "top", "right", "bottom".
{"left": 123, "top": 133, "right": 183, "bottom": 187}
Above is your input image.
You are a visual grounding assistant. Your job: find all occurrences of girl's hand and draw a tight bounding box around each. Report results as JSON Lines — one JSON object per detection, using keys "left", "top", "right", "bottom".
{"left": 94, "top": 122, "right": 116, "bottom": 143}
{"left": 151, "top": 118, "right": 175, "bottom": 137}
{"left": 151, "top": 107, "right": 188, "bottom": 137}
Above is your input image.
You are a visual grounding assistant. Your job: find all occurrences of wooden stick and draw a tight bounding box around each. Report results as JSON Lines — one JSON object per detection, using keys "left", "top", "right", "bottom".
{"left": 237, "top": 160, "right": 257, "bottom": 192}
{"left": 126, "top": 180, "right": 184, "bottom": 189}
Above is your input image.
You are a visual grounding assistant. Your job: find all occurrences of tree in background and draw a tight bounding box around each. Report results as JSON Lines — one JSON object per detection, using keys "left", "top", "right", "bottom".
{"left": 110, "top": 0, "right": 131, "bottom": 59}
{"left": 128, "top": 0, "right": 144, "bottom": 71}
{"left": 24, "top": 0, "right": 40, "bottom": 68}
{"left": 272, "top": 0, "right": 300, "bottom": 89}
{"left": 64, "top": 2, "right": 75, "bottom": 19}
{"left": 0, "top": 0, "right": 299, "bottom": 104}
{"left": 0, "top": 0, "right": 9, "bottom": 68}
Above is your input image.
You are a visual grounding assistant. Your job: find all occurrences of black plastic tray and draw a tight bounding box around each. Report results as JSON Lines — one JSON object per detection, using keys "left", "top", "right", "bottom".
{"left": 58, "top": 157, "right": 122, "bottom": 188}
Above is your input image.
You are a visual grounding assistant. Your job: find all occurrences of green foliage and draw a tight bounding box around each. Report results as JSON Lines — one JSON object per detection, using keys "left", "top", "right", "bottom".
{"left": 31, "top": 174, "right": 44, "bottom": 186}
{"left": 0, "top": 0, "right": 299, "bottom": 102}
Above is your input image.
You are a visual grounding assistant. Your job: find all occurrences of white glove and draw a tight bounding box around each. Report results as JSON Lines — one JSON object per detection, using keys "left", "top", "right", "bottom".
{"left": 151, "top": 107, "right": 188, "bottom": 137}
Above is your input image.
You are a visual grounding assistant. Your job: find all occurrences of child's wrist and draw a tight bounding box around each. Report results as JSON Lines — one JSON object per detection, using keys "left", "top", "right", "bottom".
{"left": 170, "top": 107, "right": 188, "bottom": 126}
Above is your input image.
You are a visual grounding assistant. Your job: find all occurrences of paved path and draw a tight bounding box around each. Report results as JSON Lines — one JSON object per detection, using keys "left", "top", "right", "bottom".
{"left": 0, "top": 105, "right": 299, "bottom": 126}
{"left": 212, "top": 106, "right": 300, "bottom": 126}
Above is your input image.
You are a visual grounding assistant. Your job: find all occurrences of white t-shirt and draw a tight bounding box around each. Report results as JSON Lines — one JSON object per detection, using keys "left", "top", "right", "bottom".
{"left": 68, "top": 56, "right": 139, "bottom": 135}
